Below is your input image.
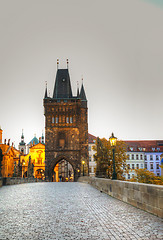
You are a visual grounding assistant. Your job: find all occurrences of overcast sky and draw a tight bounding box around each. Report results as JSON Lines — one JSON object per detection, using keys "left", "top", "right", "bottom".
{"left": 0, "top": 0, "right": 163, "bottom": 147}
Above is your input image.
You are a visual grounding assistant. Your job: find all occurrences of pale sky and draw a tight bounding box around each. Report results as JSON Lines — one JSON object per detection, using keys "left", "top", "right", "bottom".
{"left": 0, "top": 0, "right": 163, "bottom": 147}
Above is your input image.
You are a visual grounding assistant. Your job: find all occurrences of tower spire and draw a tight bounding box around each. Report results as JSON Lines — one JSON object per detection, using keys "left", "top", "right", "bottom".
{"left": 80, "top": 77, "right": 87, "bottom": 101}
{"left": 77, "top": 81, "right": 80, "bottom": 97}
{"left": 57, "top": 59, "right": 59, "bottom": 69}
{"left": 44, "top": 81, "right": 48, "bottom": 99}
{"left": 67, "top": 59, "right": 69, "bottom": 69}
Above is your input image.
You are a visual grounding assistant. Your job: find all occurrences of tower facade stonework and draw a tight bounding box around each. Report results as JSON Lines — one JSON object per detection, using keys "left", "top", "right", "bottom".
{"left": 43, "top": 68, "right": 88, "bottom": 181}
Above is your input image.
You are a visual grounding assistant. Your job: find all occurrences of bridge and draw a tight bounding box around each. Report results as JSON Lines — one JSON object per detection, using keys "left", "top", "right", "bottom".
{"left": 0, "top": 181, "right": 162, "bottom": 239}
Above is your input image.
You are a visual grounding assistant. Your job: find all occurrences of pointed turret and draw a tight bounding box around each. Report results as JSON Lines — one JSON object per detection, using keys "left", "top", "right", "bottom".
{"left": 80, "top": 83, "right": 87, "bottom": 101}
{"left": 44, "top": 82, "right": 48, "bottom": 99}
{"left": 77, "top": 81, "right": 80, "bottom": 98}
{"left": 53, "top": 69, "right": 73, "bottom": 99}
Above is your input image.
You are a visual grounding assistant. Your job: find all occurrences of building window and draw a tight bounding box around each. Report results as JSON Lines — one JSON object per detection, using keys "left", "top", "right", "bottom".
{"left": 150, "top": 155, "right": 153, "bottom": 161}
{"left": 157, "top": 148, "right": 160, "bottom": 152}
{"left": 130, "top": 147, "right": 133, "bottom": 151}
{"left": 128, "top": 164, "right": 130, "bottom": 169}
{"left": 128, "top": 174, "right": 130, "bottom": 179}
{"left": 88, "top": 146, "right": 91, "bottom": 151}
{"left": 70, "top": 117, "right": 73, "bottom": 123}
{"left": 89, "top": 156, "right": 91, "bottom": 162}
{"left": 127, "top": 154, "right": 130, "bottom": 160}
{"left": 144, "top": 155, "right": 147, "bottom": 160}
{"left": 145, "top": 163, "right": 147, "bottom": 169}
{"left": 132, "top": 154, "right": 134, "bottom": 160}
{"left": 156, "top": 163, "right": 159, "bottom": 169}
{"left": 157, "top": 173, "right": 160, "bottom": 176}
{"left": 141, "top": 164, "right": 143, "bottom": 169}
{"left": 140, "top": 155, "right": 143, "bottom": 160}
{"left": 156, "top": 155, "right": 159, "bottom": 160}
{"left": 136, "top": 164, "right": 139, "bottom": 169}
{"left": 150, "top": 163, "right": 153, "bottom": 170}
{"left": 132, "top": 174, "right": 134, "bottom": 178}
{"left": 132, "top": 164, "right": 134, "bottom": 169}
{"left": 52, "top": 117, "right": 55, "bottom": 123}
{"left": 56, "top": 117, "right": 58, "bottom": 124}
{"left": 152, "top": 148, "right": 155, "bottom": 152}
{"left": 136, "top": 154, "right": 139, "bottom": 160}
{"left": 66, "top": 117, "right": 69, "bottom": 123}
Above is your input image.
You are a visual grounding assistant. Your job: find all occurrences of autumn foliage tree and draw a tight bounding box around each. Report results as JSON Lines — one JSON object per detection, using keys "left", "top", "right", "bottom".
{"left": 93, "top": 137, "right": 128, "bottom": 180}
{"left": 130, "top": 168, "right": 163, "bottom": 185}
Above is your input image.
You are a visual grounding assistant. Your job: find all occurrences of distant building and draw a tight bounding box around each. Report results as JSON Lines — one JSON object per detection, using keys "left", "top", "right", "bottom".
{"left": 20, "top": 142, "right": 45, "bottom": 179}
{"left": 88, "top": 133, "right": 97, "bottom": 176}
{"left": 125, "top": 141, "right": 163, "bottom": 179}
{"left": 0, "top": 127, "right": 20, "bottom": 177}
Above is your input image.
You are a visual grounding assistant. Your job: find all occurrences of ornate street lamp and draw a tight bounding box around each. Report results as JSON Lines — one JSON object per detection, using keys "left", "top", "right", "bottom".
{"left": 109, "top": 132, "right": 117, "bottom": 180}
{"left": 82, "top": 160, "right": 85, "bottom": 176}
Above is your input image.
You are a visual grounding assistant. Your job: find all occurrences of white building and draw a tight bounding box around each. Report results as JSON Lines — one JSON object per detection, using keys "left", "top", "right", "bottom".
{"left": 88, "top": 133, "right": 97, "bottom": 176}
{"left": 125, "top": 141, "right": 163, "bottom": 179}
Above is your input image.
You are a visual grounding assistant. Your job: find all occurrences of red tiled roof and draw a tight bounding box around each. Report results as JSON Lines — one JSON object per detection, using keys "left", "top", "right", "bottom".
{"left": 124, "top": 140, "right": 163, "bottom": 152}
{"left": 88, "top": 133, "right": 97, "bottom": 144}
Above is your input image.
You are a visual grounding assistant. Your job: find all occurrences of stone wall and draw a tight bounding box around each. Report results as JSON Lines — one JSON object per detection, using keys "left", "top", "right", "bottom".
{"left": 78, "top": 176, "right": 163, "bottom": 218}
{"left": 2, "top": 177, "right": 44, "bottom": 186}
{"left": 0, "top": 178, "right": 2, "bottom": 187}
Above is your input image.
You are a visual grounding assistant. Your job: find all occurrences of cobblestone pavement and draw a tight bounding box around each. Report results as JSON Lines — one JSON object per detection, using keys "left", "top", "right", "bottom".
{"left": 0, "top": 182, "right": 163, "bottom": 240}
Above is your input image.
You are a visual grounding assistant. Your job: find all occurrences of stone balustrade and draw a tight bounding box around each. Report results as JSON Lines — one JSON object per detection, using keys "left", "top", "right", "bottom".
{"left": 2, "top": 177, "right": 44, "bottom": 186}
{"left": 78, "top": 176, "right": 163, "bottom": 218}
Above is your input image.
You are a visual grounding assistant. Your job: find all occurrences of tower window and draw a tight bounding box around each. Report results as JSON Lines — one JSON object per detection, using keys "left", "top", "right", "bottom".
{"left": 70, "top": 117, "right": 73, "bottom": 123}
{"left": 66, "top": 117, "right": 69, "bottom": 123}
{"left": 56, "top": 117, "right": 58, "bottom": 124}
{"left": 52, "top": 117, "right": 55, "bottom": 123}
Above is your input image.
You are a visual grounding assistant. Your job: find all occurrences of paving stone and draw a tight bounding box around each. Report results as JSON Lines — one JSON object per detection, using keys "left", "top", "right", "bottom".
{"left": 0, "top": 182, "right": 163, "bottom": 240}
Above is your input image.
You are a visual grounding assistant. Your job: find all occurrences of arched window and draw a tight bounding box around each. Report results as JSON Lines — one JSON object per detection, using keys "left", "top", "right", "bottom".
{"left": 52, "top": 117, "right": 55, "bottom": 123}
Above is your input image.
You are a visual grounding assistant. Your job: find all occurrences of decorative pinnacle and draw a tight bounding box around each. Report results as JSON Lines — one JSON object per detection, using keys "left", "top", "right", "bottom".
{"left": 57, "top": 59, "right": 59, "bottom": 69}
{"left": 67, "top": 59, "right": 69, "bottom": 68}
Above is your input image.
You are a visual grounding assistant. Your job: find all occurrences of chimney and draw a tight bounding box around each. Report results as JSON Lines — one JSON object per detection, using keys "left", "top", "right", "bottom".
{"left": 39, "top": 137, "right": 41, "bottom": 143}
{"left": 0, "top": 127, "right": 2, "bottom": 144}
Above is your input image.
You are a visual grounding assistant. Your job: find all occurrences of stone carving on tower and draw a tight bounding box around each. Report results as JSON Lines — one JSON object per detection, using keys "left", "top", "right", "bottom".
{"left": 43, "top": 60, "right": 88, "bottom": 181}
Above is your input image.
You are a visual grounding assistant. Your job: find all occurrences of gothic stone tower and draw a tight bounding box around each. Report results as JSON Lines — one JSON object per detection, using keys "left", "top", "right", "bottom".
{"left": 43, "top": 66, "right": 88, "bottom": 181}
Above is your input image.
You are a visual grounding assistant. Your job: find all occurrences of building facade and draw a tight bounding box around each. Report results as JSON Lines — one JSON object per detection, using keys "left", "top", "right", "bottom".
{"left": 125, "top": 141, "right": 163, "bottom": 179}
{"left": 43, "top": 66, "right": 88, "bottom": 181}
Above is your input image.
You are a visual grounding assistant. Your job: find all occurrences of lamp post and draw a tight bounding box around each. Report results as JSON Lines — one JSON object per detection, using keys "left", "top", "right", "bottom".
{"left": 82, "top": 160, "right": 85, "bottom": 176}
{"left": 109, "top": 132, "right": 117, "bottom": 180}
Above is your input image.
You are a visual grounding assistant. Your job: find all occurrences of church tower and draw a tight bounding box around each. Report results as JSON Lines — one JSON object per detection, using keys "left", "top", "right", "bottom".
{"left": 43, "top": 61, "right": 88, "bottom": 181}
{"left": 18, "top": 129, "right": 26, "bottom": 154}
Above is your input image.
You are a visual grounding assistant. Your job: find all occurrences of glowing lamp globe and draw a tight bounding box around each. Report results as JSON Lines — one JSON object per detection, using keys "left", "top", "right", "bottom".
{"left": 109, "top": 133, "right": 117, "bottom": 147}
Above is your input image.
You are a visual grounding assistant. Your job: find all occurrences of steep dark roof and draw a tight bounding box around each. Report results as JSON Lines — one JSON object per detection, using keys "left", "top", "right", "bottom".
{"left": 53, "top": 69, "right": 73, "bottom": 99}
{"left": 44, "top": 86, "right": 48, "bottom": 99}
{"left": 80, "top": 83, "right": 87, "bottom": 100}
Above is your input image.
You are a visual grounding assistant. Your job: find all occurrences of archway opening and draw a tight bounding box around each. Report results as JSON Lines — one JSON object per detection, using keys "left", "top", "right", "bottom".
{"left": 35, "top": 169, "right": 45, "bottom": 180}
{"left": 52, "top": 159, "right": 74, "bottom": 182}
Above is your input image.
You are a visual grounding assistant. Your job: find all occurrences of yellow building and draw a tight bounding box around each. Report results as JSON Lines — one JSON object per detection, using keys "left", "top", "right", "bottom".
{"left": 21, "top": 142, "right": 45, "bottom": 179}
{"left": 0, "top": 128, "right": 20, "bottom": 177}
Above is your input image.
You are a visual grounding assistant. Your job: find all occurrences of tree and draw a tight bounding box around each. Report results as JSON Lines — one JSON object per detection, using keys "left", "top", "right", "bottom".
{"left": 130, "top": 168, "right": 163, "bottom": 185}
{"left": 93, "top": 137, "right": 128, "bottom": 179}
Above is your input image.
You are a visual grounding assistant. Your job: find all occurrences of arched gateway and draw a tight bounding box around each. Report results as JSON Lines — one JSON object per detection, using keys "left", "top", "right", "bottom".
{"left": 43, "top": 64, "right": 89, "bottom": 181}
